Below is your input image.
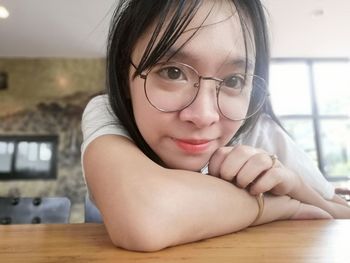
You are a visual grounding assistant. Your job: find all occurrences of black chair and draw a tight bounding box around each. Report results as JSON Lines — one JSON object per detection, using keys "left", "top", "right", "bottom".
{"left": 0, "top": 197, "right": 71, "bottom": 224}
{"left": 84, "top": 195, "right": 103, "bottom": 223}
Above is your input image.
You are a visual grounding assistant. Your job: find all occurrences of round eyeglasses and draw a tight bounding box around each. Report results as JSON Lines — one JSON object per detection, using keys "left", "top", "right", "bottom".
{"left": 135, "top": 61, "right": 268, "bottom": 121}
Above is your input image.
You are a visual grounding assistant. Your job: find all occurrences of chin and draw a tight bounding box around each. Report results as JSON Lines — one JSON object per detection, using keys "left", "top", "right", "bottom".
{"left": 163, "top": 158, "right": 208, "bottom": 172}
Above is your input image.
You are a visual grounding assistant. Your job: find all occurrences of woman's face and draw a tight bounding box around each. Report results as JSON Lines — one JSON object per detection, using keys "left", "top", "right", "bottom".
{"left": 129, "top": 1, "right": 255, "bottom": 171}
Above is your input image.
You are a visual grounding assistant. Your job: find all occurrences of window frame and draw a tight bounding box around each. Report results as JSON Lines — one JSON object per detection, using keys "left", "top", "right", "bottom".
{"left": 270, "top": 58, "right": 350, "bottom": 181}
{"left": 0, "top": 135, "right": 58, "bottom": 180}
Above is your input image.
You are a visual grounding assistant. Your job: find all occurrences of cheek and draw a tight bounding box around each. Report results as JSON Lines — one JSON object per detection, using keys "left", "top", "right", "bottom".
{"left": 221, "top": 120, "right": 243, "bottom": 143}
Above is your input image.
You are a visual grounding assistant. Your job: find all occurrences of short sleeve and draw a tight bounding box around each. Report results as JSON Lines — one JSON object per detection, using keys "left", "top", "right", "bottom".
{"left": 81, "top": 95, "right": 131, "bottom": 157}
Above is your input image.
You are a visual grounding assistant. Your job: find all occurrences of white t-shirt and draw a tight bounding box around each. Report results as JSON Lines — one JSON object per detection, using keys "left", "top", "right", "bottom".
{"left": 81, "top": 95, "right": 335, "bottom": 200}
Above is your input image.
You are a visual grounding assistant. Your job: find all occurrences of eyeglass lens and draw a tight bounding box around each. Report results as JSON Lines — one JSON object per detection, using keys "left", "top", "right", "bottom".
{"left": 143, "top": 62, "right": 267, "bottom": 121}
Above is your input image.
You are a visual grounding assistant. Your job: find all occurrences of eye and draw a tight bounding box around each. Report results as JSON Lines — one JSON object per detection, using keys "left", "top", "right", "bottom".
{"left": 158, "top": 66, "right": 187, "bottom": 81}
{"left": 223, "top": 75, "right": 244, "bottom": 89}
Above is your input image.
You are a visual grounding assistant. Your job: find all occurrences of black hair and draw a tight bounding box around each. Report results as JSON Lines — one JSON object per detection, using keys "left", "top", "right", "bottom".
{"left": 106, "top": 0, "right": 279, "bottom": 166}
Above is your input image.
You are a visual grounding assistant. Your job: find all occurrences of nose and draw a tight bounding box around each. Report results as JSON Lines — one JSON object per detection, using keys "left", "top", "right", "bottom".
{"left": 178, "top": 79, "right": 220, "bottom": 128}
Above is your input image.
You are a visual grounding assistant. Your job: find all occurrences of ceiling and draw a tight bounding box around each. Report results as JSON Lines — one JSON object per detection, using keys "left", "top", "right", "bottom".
{"left": 0, "top": 0, "right": 349, "bottom": 58}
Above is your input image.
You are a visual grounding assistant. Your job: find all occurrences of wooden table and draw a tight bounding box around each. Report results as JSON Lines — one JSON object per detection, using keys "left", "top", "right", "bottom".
{"left": 1, "top": 220, "right": 349, "bottom": 263}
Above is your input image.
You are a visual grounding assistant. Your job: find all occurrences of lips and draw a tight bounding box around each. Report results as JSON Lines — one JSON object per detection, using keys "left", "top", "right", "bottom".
{"left": 173, "top": 138, "right": 212, "bottom": 154}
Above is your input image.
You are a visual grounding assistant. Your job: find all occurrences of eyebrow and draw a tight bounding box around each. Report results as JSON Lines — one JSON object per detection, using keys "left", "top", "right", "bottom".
{"left": 162, "top": 47, "right": 254, "bottom": 71}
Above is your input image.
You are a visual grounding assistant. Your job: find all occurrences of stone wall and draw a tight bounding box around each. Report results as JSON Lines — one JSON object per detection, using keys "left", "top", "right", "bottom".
{"left": 0, "top": 58, "right": 106, "bottom": 117}
{"left": 0, "top": 58, "right": 105, "bottom": 222}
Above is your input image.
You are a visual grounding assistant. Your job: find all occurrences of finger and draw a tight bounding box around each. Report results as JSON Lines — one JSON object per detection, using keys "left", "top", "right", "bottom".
{"left": 249, "top": 167, "right": 284, "bottom": 195}
{"left": 208, "top": 147, "right": 232, "bottom": 177}
{"left": 219, "top": 145, "right": 259, "bottom": 182}
{"left": 235, "top": 152, "right": 273, "bottom": 189}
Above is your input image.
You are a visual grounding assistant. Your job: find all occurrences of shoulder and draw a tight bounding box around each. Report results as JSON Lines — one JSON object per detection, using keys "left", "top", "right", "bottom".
{"left": 82, "top": 94, "right": 111, "bottom": 119}
{"left": 82, "top": 94, "right": 119, "bottom": 137}
{"left": 81, "top": 95, "right": 132, "bottom": 156}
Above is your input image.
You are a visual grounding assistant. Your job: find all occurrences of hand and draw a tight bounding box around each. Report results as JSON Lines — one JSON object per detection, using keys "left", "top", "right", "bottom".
{"left": 208, "top": 145, "right": 299, "bottom": 196}
{"left": 251, "top": 194, "right": 332, "bottom": 226}
{"left": 331, "top": 192, "right": 349, "bottom": 207}
{"left": 290, "top": 203, "right": 333, "bottom": 220}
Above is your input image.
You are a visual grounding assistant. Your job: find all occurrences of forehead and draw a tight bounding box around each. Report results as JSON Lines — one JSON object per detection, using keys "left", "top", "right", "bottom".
{"left": 133, "top": 0, "right": 255, "bottom": 68}
{"left": 185, "top": 0, "right": 241, "bottom": 31}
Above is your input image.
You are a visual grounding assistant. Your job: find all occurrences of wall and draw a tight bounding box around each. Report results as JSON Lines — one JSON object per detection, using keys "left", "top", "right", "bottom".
{"left": 0, "top": 58, "right": 105, "bottom": 222}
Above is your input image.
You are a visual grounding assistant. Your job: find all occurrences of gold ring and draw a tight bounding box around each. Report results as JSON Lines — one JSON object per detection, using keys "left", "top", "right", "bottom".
{"left": 269, "top": 154, "right": 278, "bottom": 168}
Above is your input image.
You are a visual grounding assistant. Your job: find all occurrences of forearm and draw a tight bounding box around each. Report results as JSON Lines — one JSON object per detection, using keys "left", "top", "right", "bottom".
{"left": 84, "top": 137, "right": 301, "bottom": 251}
{"left": 100, "top": 168, "right": 296, "bottom": 251}
{"left": 153, "top": 169, "right": 298, "bottom": 247}
{"left": 85, "top": 136, "right": 323, "bottom": 251}
{"left": 85, "top": 137, "right": 254, "bottom": 250}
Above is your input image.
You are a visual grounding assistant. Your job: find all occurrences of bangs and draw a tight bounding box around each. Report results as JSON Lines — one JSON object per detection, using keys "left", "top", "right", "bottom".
{"left": 134, "top": 0, "right": 257, "bottom": 78}
{"left": 134, "top": 0, "right": 202, "bottom": 76}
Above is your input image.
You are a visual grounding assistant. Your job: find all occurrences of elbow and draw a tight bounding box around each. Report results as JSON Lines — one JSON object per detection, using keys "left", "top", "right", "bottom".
{"left": 107, "top": 218, "right": 170, "bottom": 252}
{"left": 110, "top": 234, "right": 167, "bottom": 252}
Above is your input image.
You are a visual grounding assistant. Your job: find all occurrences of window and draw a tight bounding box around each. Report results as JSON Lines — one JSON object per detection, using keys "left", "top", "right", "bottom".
{"left": 269, "top": 59, "right": 350, "bottom": 181}
{"left": 0, "top": 135, "right": 58, "bottom": 180}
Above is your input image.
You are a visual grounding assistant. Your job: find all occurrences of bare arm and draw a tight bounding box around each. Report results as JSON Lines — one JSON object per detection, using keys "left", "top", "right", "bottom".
{"left": 84, "top": 136, "right": 327, "bottom": 252}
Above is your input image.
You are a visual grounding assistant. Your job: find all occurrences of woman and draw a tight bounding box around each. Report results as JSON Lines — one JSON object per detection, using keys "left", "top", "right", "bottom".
{"left": 82, "top": 0, "right": 350, "bottom": 251}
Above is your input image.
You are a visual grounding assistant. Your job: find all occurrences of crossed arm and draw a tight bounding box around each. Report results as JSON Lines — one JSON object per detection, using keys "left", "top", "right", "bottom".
{"left": 83, "top": 135, "right": 349, "bottom": 252}
{"left": 208, "top": 145, "right": 350, "bottom": 219}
